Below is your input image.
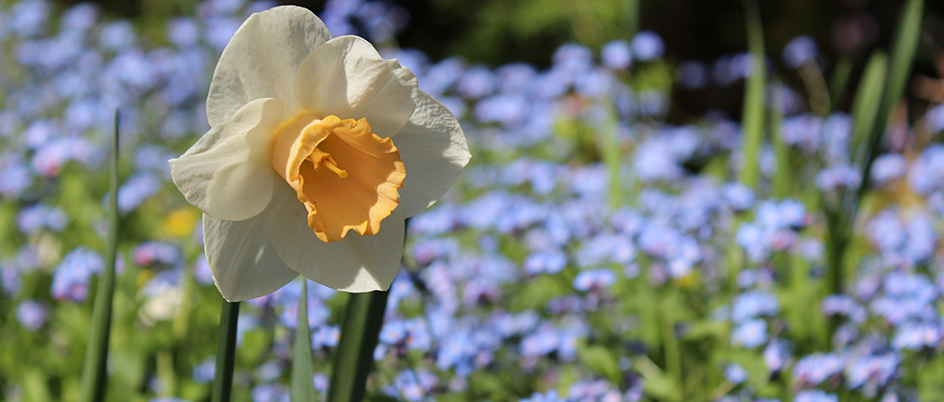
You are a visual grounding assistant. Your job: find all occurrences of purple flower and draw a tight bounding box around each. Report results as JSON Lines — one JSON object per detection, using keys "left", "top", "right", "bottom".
{"left": 731, "top": 291, "right": 779, "bottom": 323}
{"left": 524, "top": 249, "right": 568, "bottom": 275}
{"left": 99, "top": 20, "right": 136, "bottom": 50}
{"left": 782, "top": 36, "right": 818, "bottom": 68}
{"left": 16, "top": 204, "right": 67, "bottom": 234}
{"left": 204, "top": 16, "right": 240, "bottom": 51}
{"left": 15, "top": 300, "right": 49, "bottom": 331}
{"left": 821, "top": 295, "right": 866, "bottom": 323}
{"left": 380, "top": 318, "right": 431, "bottom": 352}
{"left": 872, "top": 154, "right": 907, "bottom": 185}
{"left": 728, "top": 52, "right": 755, "bottom": 79}
{"left": 474, "top": 94, "right": 527, "bottom": 126}
{"left": 191, "top": 357, "right": 215, "bottom": 384}
{"left": 496, "top": 62, "right": 536, "bottom": 93}
{"left": 255, "top": 360, "right": 282, "bottom": 382}
{"left": 632, "top": 31, "right": 664, "bottom": 61}
{"left": 927, "top": 103, "right": 944, "bottom": 132}
{"left": 908, "top": 145, "right": 944, "bottom": 194}
{"left": 845, "top": 354, "right": 899, "bottom": 394}
{"left": 132, "top": 242, "right": 180, "bottom": 267}
{"left": 725, "top": 363, "right": 748, "bottom": 384}
{"left": 793, "top": 353, "right": 844, "bottom": 386}
{"left": 575, "top": 68, "right": 614, "bottom": 98}
{"left": 601, "top": 39, "right": 633, "bottom": 70}
{"left": 250, "top": 383, "right": 289, "bottom": 402}
{"left": 520, "top": 390, "right": 565, "bottom": 402}
{"left": 118, "top": 172, "right": 161, "bottom": 212}
{"left": 61, "top": 3, "right": 98, "bottom": 32}
{"left": 568, "top": 379, "right": 620, "bottom": 402}
{"left": 764, "top": 339, "right": 789, "bottom": 372}
{"left": 456, "top": 65, "right": 495, "bottom": 100}
{"left": 553, "top": 43, "right": 593, "bottom": 74}
{"left": 167, "top": 18, "right": 200, "bottom": 47}
{"left": 0, "top": 160, "right": 32, "bottom": 197}
{"left": 311, "top": 325, "right": 340, "bottom": 349}
{"left": 573, "top": 269, "right": 616, "bottom": 292}
{"left": 722, "top": 183, "right": 755, "bottom": 211}
{"left": 575, "top": 233, "right": 634, "bottom": 268}
{"left": 678, "top": 60, "right": 709, "bottom": 89}
{"left": 51, "top": 247, "right": 104, "bottom": 301}
{"left": 892, "top": 322, "right": 941, "bottom": 350}
{"left": 816, "top": 164, "right": 861, "bottom": 191}
{"left": 10, "top": 0, "right": 50, "bottom": 37}
{"left": 782, "top": 114, "right": 823, "bottom": 154}
{"left": 520, "top": 323, "right": 562, "bottom": 358}
{"left": 420, "top": 57, "right": 464, "bottom": 96}
{"left": 638, "top": 91, "right": 669, "bottom": 116}
{"left": 32, "top": 137, "right": 95, "bottom": 176}
{"left": 794, "top": 390, "right": 837, "bottom": 402}
{"left": 731, "top": 319, "right": 767, "bottom": 348}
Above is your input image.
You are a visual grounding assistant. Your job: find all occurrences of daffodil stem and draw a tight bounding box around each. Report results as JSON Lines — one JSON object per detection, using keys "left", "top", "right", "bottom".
{"left": 291, "top": 280, "right": 316, "bottom": 401}
{"left": 327, "top": 290, "right": 389, "bottom": 402}
{"left": 78, "top": 110, "right": 119, "bottom": 402}
{"left": 212, "top": 300, "right": 240, "bottom": 402}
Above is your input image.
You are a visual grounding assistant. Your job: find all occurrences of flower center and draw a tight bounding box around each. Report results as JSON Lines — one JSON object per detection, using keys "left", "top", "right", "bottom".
{"left": 270, "top": 114, "right": 405, "bottom": 242}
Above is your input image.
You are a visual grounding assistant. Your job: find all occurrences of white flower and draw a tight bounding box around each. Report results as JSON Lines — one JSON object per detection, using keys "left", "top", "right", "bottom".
{"left": 169, "top": 6, "right": 470, "bottom": 301}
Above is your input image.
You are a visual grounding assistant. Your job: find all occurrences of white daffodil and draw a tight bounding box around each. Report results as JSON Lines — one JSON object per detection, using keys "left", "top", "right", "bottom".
{"left": 169, "top": 6, "right": 470, "bottom": 301}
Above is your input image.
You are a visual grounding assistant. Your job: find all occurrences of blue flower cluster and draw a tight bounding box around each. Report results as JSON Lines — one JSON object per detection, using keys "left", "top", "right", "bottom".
{"left": 2, "top": 0, "right": 944, "bottom": 401}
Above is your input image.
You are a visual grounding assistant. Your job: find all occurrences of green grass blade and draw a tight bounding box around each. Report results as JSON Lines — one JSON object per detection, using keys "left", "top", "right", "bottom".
{"left": 624, "top": 0, "right": 639, "bottom": 38}
{"left": 600, "top": 100, "right": 622, "bottom": 209}
{"left": 849, "top": 52, "right": 888, "bottom": 160}
{"left": 327, "top": 291, "right": 389, "bottom": 402}
{"left": 828, "top": 56, "right": 853, "bottom": 110}
{"left": 856, "top": 0, "right": 923, "bottom": 205}
{"left": 770, "top": 80, "right": 791, "bottom": 199}
{"left": 78, "top": 110, "right": 120, "bottom": 402}
{"left": 212, "top": 301, "right": 240, "bottom": 402}
{"left": 738, "top": 0, "right": 766, "bottom": 188}
{"left": 292, "top": 280, "right": 316, "bottom": 402}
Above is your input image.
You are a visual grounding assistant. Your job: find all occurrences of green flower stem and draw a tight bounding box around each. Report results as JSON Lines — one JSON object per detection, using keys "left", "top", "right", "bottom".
{"left": 855, "top": 0, "right": 923, "bottom": 209}
{"left": 78, "top": 110, "right": 120, "bottom": 402}
{"left": 737, "top": 0, "right": 765, "bottom": 188}
{"left": 327, "top": 290, "right": 390, "bottom": 402}
{"left": 212, "top": 301, "right": 241, "bottom": 402}
{"left": 291, "top": 280, "right": 316, "bottom": 402}
{"left": 660, "top": 287, "right": 682, "bottom": 397}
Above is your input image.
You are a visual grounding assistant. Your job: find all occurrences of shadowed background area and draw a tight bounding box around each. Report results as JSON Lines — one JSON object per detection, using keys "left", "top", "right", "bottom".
{"left": 59, "top": 0, "right": 944, "bottom": 121}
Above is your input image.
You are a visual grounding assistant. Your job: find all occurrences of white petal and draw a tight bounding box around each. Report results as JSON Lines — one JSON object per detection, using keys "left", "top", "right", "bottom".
{"left": 170, "top": 98, "right": 283, "bottom": 221}
{"left": 207, "top": 6, "right": 331, "bottom": 127}
{"left": 395, "top": 90, "right": 471, "bottom": 217}
{"left": 294, "top": 35, "right": 417, "bottom": 138}
{"left": 269, "top": 187, "right": 405, "bottom": 292}
{"left": 203, "top": 186, "right": 300, "bottom": 301}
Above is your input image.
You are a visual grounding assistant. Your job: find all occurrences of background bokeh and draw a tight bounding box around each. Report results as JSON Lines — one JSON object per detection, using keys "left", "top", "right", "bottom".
{"left": 2, "top": 0, "right": 944, "bottom": 401}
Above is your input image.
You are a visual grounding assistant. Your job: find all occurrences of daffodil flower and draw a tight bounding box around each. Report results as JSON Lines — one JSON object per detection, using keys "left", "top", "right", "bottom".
{"left": 169, "top": 6, "right": 470, "bottom": 301}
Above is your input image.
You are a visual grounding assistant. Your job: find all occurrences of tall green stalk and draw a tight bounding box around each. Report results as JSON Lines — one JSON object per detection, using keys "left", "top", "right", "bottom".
{"left": 212, "top": 301, "right": 240, "bottom": 402}
{"left": 738, "top": 0, "right": 766, "bottom": 188}
{"left": 78, "top": 110, "right": 120, "bottom": 402}
{"left": 327, "top": 291, "right": 389, "bottom": 402}
{"left": 291, "top": 280, "right": 316, "bottom": 402}
{"left": 855, "top": 0, "right": 923, "bottom": 209}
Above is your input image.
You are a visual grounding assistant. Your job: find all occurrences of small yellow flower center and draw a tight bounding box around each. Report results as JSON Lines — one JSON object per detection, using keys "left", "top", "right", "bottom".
{"left": 270, "top": 114, "right": 405, "bottom": 242}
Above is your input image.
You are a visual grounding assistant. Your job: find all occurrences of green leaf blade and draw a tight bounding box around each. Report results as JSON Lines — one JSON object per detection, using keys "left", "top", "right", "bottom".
{"left": 292, "top": 280, "right": 317, "bottom": 402}
{"left": 738, "top": 0, "right": 766, "bottom": 188}
{"left": 78, "top": 110, "right": 120, "bottom": 402}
